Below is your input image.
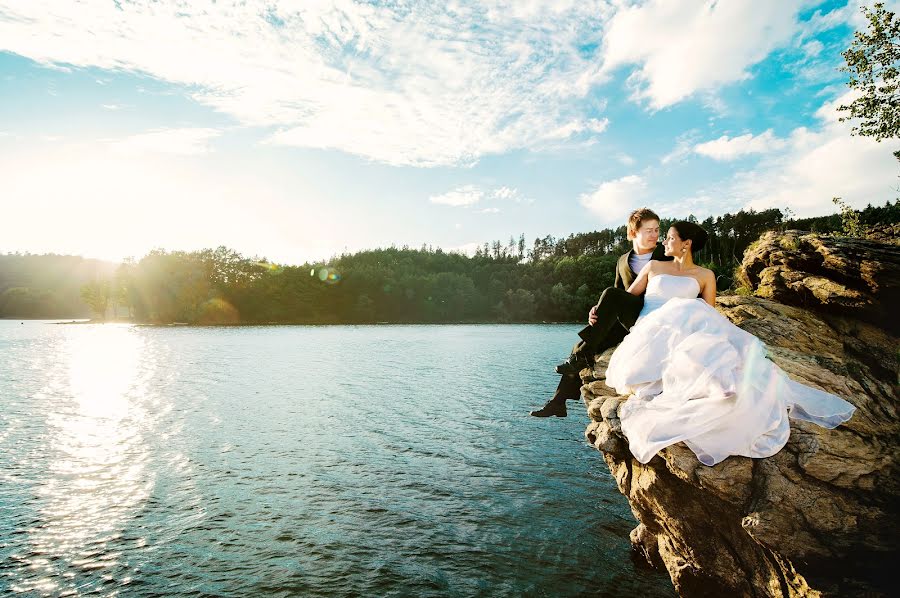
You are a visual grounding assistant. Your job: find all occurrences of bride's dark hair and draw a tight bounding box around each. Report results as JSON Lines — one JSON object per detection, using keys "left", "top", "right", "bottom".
{"left": 672, "top": 221, "right": 709, "bottom": 254}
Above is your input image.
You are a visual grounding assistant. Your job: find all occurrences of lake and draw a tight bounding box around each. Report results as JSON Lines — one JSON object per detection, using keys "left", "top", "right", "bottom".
{"left": 0, "top": 321, "right": 671, "bottom": 597}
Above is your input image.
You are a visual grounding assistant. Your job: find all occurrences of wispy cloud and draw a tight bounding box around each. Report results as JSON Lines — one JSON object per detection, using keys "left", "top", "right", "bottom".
{"left": 492, "top": 186, "right": 517, "bottom": 200}
{"left": 107, "top": 128, "right": 222, "bottom": 155}
{"left": 694, "top": 129, "right": 788, "bottom": 161}
{"left": 492, "top": 186, "right": 527, "bottom": 202}
{"left": 431, "top": 184, "right": 525, "bottom": 208}
{"left": 661, "top": 133, "right": 698, "bottom": 165}
{"left": 429, "top": 185, "right": 484, "bottom": 207}
{"left": 0, "top": 0, "right": 616, "bottom": 167}
{"left": 801, "top": 39, "right": 824, "bottom": 58}
{"left": 798, "top": 1, "right": 872, "bottom": 39}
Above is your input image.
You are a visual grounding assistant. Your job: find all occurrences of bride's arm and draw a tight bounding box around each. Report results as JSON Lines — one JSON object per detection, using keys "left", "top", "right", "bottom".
{"left": 627, "top": 262, "right": 654, "bottom": 296}
{"left": 701, "top": 270, "right": 716, "bottom": 306}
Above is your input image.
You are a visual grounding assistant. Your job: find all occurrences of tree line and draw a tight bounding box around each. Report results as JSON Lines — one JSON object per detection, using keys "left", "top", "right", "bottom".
{"left": 2, "top": 201, "right": 897, "bottom": 324}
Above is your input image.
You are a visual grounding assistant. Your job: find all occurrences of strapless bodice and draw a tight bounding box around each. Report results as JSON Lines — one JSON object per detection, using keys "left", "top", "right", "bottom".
{"left": 641, "top": 274, "right": 701, "bottom": 317}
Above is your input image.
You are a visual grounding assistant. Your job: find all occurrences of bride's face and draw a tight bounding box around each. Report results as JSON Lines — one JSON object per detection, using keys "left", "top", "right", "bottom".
{"left": 663, "top": 228, "right": 685, "bottom": 257}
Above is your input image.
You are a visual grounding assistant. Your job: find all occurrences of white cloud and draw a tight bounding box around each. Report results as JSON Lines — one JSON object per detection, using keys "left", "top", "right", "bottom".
{"left": 492, "top": 186, "right": 520, "bottom": 201}
{"left": 661, "top": 134, "right": 698, "bottom": 165}
{"left": 447, "top": 241, "right": 483, "bottom": 256}
{"left": 694, "top": 129, "right": 788, "bottom": 161}
{"left": 798, "top": 1, "right": 898, "bottom": 39}
{"left": 107, "top": 128, "right": 222, "bottom": 155}
{"left": 814, "top": 88, "right": 861, "bottom": 124}
{"left": 660, "top": 90, "right": 898, "bottom": 220}
{"left": 585, "top": 117, "right": 610, "bottom": 134}
{"left": 429, "top": 185, "right": 484, "bottom": 207}
{"left": 801, "top": 39, "right": 824, "bottom": 57}
{"left": 0, "top": 0, "right": 615, "bottom": 167}
{"left": 431, "top": 184, "right": 526, "bottom": 208}
{"left": 618, "top": 153, "right": 636, "bottom": 166}
{"left": 600, "top": 0, "right": 801, "bottom": 109}
{"left": 730, "top": 94, "right": 900, "bottom": 215}
{"left": 579, "top": 174, "right": 648, "bottom": 223}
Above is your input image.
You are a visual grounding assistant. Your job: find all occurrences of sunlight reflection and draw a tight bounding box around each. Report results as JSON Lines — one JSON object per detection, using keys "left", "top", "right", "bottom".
{"left": 19, "top": 325, "right": 155, "bottom": 595}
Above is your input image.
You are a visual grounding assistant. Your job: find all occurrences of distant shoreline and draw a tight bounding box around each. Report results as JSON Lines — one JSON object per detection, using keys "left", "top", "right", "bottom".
{"left": 4, "top": 318, "right": 581, "bottom": 326}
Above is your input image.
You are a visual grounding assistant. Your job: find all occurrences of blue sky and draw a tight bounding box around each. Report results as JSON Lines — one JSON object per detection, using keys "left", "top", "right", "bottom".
{"left": 1, "top": 0, "right": 897, "bottom": 264}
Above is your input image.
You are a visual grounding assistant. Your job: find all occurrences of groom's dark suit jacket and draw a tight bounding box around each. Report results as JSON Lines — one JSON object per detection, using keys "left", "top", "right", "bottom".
{"left": 614, "top": 244, "right": 671, "bottom": 291}
{"left": 575, "top": 244, "right": 672, "bottom": 348}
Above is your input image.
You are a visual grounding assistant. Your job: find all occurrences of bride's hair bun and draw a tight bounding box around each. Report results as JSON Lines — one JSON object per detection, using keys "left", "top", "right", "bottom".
{"left": 672, "top": 221, "right": 709, "bottom": 253}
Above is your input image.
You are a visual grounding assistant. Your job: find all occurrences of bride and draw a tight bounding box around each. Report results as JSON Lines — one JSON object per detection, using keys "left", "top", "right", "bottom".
{"left": 605, "top": 221, "right": 856, "bottom": 466}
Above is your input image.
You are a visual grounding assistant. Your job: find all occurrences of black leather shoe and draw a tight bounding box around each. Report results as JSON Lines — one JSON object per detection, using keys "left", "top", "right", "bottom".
{"left": 555, "top": 353, "right": 592, "bottom": 376}
{"left": 530, "top": 399, "right": 567, "bottom": 418}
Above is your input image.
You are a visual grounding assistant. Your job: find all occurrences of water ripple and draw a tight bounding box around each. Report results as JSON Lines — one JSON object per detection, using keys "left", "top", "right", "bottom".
{"left": 1, "top": 322, "right": 672, "bottom": 597}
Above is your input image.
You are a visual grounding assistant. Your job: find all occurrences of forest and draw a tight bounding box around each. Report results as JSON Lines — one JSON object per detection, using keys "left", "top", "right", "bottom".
{"left": 2, "top": 200, "right": 898, "bottom": 324}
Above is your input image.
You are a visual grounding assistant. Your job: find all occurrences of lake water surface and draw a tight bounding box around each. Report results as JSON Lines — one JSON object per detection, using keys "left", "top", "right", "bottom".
{"left": 0, "top": 321, "right": 671, "bottom": 597}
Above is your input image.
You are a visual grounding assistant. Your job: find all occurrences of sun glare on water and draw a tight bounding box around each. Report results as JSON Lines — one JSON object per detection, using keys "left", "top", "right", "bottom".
{"left": 13, "top": 325, "right": 156, "bottom": 594}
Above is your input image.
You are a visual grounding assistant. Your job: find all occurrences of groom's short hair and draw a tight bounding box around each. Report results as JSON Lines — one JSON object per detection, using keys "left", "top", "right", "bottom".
{"left": 626, "top": 208, "right": 660, "bottom": 240}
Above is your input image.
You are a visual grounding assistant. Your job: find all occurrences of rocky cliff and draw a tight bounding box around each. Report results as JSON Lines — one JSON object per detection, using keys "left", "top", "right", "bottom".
{"left": 582, "top": 231, "right": 898, "bottom": 597}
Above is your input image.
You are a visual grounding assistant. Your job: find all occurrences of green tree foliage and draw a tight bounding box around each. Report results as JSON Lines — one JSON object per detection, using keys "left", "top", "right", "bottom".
{"left": 0, "top": 287, "right": 60, "bottom": 318}
{"left": 3, "top": 202, "right": 898, "bottom": 323}
{"left": 832, "top": 197, "right": 866, "bottom": 237}
{"left": 80, "top": 279, "right": 110, "bottom": 320}
{"left": 787, "top": 199, "right": 900, "bottom": 232}
{"left": 839, "top": 2, "right": 900, "bottom": 155}
{"left": 0, "top": 254, "right": 116, "bottom": 318}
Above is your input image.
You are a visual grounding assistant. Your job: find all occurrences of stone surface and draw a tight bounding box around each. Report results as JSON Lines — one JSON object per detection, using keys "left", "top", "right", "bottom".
{"left": 584, "top": 232, "right": 899, "bottom": 597}
{"left": 737, "top": 230, "right": 900, "bottom": 334}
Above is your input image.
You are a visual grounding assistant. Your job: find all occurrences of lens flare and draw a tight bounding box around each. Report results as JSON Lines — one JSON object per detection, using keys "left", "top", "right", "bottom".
{"left": 312, "top": 267, "right": 342, "bottom": 285}
{"left": 198, "top": 298, "right": 240, "bottom": 324}
{"left": 256, "top": 261, "right": 283, "bottom": 274}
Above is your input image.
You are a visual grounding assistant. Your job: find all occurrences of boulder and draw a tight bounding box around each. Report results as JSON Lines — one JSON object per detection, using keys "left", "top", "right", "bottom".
{"left": 737, "top": 230, "right": 900, "bottom": 334}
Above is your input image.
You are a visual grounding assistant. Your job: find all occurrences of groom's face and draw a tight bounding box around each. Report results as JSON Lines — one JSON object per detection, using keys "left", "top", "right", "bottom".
{"left": 633, "top": 219, "right": 660, "bottom": 252}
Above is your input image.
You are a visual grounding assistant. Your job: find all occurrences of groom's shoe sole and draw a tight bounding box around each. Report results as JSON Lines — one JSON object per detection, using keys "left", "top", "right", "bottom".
{"left": 555, "top": 362, "right": 582, "bottom": 376}
{"left": 530, "top": 402, "right": 568, "bottom": 418}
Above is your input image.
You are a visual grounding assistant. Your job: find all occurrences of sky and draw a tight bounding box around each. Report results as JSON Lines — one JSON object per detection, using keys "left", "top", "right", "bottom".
{"left": 1, "top": 0, "right": 898, "bottom": 264}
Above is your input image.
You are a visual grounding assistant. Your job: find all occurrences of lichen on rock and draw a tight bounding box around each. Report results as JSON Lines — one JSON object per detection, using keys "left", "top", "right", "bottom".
{"left": 583, "top": 231, "right": 899, "bottom": 597}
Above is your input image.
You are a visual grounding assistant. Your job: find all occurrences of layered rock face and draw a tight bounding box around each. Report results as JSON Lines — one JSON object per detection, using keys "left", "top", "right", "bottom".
{"left": 737, "top": 229, "right": 900, "bottom": 334}
{"left": 583, "top": 231, "right": 898, "bottom": 597}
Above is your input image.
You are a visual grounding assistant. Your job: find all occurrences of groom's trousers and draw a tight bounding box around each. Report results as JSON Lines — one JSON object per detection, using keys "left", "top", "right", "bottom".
{"left": 550, "top": 287, "right": 644, "bottom": 404}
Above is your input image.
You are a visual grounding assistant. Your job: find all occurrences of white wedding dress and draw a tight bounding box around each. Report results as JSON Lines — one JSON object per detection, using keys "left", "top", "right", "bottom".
{"left": 605, "top": 274, "right": 856, "bottom": 466}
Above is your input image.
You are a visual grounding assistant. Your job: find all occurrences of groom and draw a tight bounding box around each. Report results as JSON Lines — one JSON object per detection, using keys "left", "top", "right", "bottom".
{"left": 530, "top": 207, "right": 670, "bottom": 418}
